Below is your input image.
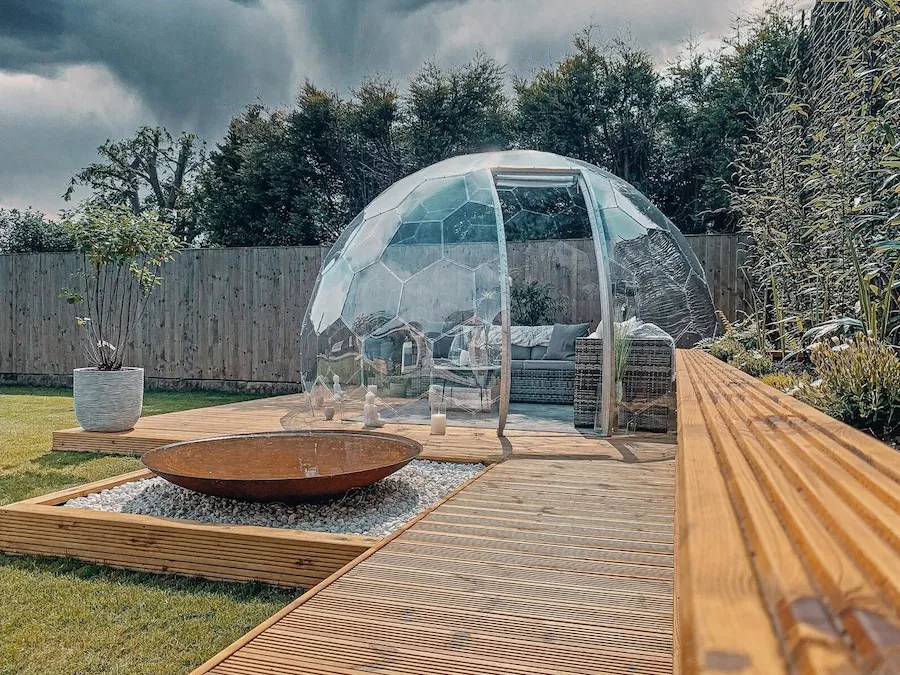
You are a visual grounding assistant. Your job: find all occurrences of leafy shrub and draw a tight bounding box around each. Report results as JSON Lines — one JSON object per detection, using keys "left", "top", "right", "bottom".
{"left": 0, "top": 207, "right": 74, "bottom": 253}
{"left": 805, "top": 335, "right": 900, "bottom": 437}
{"left": 706, "top": 313, "right": 774, "bottom": 376}
{"left": 760, "top": 372, "right": 799, "bottom": 392}
{"left": 707, "top": 336, "right": 746, "bottom": 362}
{"left": 729, "top": 349, "right": 774, "bottom": 377}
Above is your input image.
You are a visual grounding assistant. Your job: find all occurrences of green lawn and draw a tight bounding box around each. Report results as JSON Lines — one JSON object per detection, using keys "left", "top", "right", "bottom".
{"left": 0, "top": 386, "right": 298, "bottom": 674}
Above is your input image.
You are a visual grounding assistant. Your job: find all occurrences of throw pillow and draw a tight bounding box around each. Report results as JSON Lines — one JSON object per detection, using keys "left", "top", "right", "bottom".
{"left": 542, "top": 323, "right": 590, "bottom": 361}
{"left": 431, "top": 334, "right": 454, "bottom": 360}
{"left": 511, "top": 345, "right": 532, "bottom": 360}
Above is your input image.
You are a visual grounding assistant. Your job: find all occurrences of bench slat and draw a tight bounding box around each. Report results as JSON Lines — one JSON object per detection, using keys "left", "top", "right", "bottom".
{"left": 675, "top": 351, "right": 787, "bottom": 674}
{"left": 677, "top": 350, "right": 900, "bottom": 674}
{"left": 682, "top": 353, "right": 856, "bottom": 673}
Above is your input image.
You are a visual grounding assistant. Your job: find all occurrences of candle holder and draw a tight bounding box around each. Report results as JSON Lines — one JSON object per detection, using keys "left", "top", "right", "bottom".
{"left": 430, "top": 399, "right": 447, "bottom": 436}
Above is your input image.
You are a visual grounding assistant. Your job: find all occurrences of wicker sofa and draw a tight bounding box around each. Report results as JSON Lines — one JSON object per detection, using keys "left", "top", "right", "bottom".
{"left": 408, "top": 322, "right": 580, "bottom": 404}
{"left": 508, "top": 342, "right": 576, "bottom": 404}
{"left": 368, "top": 322, "right": 674, "bottom": 431}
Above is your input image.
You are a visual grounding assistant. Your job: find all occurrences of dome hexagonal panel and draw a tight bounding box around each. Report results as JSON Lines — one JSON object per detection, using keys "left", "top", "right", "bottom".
{"left": 312, "top": 318, "right": 362, "bottom": 388}
{"left": 399, "top": 258, "right": 475, "bottom": 325}
{"left": 382, "top": 239, "right": 443, "bottom": 280}
{"left": 443, "top": 202, "right": 499, "bottom": 269}
{"left": 398, "top": 176, "right": 469, "bottom": 222}
{"left": 344, "top": 210, "right": 402, "bottom": 272}
{"left": 308, "top": 258, "right": 354, "bottom": 334}
{"left": 341, "top": 261, "right": 402, "bottom": 335}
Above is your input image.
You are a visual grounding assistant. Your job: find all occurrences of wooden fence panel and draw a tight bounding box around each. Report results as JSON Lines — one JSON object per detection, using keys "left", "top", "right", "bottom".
{"left": 0, "top": 236, "right": 747, "bottom": 387}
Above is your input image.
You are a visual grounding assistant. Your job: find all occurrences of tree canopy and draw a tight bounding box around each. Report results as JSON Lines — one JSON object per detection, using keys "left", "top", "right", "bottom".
{"left": 64, "top": 126, "right": 206, "bottom": 242}
{"left": 44, "top": 6, "right": 801, "bottom": 252}
{"left": 0, "top": 207, "right": 73, "bottom": 254}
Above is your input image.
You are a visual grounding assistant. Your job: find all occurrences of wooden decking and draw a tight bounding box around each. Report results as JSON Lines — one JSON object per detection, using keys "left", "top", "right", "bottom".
{"left": 0, "top": 470, "right": 375, "bottom": 588}
{"left": 51, "top": 392, "right": 676, "bottom": 464}
{"left": 45, "top": 350, "right": 900, "bottom": 673}
{"left": 50, "top": 391, "right": 679, "bottom": 674}
{"left": 196, "top": 455, "right": 676, "bottom": 675}
{"left": 677, "top": 349, "right": 900, "bottom": 674}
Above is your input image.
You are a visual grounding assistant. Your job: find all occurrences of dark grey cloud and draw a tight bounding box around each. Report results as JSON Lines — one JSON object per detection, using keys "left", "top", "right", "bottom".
{"left": 0, "top": 0, "right": 759, "bottom": 214}
{"left": 0, "top": 0, "right": 293, "bottom": 129}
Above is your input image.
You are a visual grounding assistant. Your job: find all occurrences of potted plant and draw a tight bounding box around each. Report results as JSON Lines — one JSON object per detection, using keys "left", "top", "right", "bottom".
{"left": 61, "top": 203, "right": 181, "bottom": 432}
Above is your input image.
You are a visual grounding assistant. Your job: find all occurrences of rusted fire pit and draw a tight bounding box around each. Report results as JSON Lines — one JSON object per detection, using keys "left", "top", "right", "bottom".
{"left": 141, "top": 430, "right": 422, "bottom": 503}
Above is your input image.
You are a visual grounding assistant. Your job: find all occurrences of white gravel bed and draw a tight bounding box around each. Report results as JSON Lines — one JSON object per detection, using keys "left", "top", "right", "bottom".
{"left": 62, "top": 460, "right": 482, "bottom": 538}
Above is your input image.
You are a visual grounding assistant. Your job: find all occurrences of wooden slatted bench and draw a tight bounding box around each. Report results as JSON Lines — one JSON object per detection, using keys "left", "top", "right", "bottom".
{"left": 676, "top": 349, "right": 900, "bottom": 674}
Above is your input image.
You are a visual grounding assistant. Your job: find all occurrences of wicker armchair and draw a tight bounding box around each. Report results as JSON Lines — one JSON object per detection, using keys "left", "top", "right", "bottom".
{"left": 573, "top": 337, "right": 675, "bottom": 433}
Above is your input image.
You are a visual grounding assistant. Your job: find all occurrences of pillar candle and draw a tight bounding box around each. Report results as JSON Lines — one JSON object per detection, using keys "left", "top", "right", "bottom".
{"left": 430, "top": 412, "right": 447, "bottom": 435}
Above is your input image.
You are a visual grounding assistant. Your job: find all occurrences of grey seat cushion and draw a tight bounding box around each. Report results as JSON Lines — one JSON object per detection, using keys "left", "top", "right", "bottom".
{"left": 543, "top": 323, "right": 590, "bottom": 361}
{"left": 524, "top": 359, "right": 575, "bottom": 371}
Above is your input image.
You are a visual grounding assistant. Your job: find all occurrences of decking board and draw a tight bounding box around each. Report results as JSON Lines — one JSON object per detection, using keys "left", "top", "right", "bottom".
{"left": 0, "top": 472, "right": 377, "bottom": 588}
{"left": 194, "top": 455, "right": 676, "bottom": 674}
{"left": 50, "top": 391, "right": 675, "bottom": 465}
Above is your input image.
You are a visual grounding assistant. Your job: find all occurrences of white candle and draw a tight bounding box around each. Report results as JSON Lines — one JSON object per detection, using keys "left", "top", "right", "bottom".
{"left": 431, "top": 413, "right": 447, "bottom": 435}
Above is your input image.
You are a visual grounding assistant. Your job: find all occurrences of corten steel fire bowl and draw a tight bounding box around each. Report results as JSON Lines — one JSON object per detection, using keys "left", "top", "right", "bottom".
{"left": 140, "top": 431, "right": 422, "bottom": 503}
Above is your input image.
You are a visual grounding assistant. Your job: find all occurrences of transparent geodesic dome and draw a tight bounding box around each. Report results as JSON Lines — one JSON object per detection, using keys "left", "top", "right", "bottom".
{"left": 299, "top": 150, "right": 717, "bottom": 433}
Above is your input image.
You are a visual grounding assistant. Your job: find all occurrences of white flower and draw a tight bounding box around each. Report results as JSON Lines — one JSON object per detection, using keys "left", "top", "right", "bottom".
{"left": 831, "top": 343, "right": 850, "bottom": 352}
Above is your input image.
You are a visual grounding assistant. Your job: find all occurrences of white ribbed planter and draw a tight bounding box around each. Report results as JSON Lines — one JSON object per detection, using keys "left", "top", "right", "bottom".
{"left": 73, "top": 367, "right": 144, "bottom": 432}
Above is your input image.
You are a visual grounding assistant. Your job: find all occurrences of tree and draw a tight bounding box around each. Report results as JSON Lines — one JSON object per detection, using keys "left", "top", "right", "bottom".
{"left": 337, "top": 77, "right": 408, "bottom": 217}
{"left": 197, "top": 78, "right": 408, "bottom": 247}
{"left": 515, "top": 32, "right": 660, "bottom": 191}
{"left": 64, "top": 126, "right": 206, "bottom": 242}
{"left": 653, "top": 6, "right": 800, "bottom": 232}
{"left": 515, "top": 30, "right": 607, "bottom": 165}
{"left": 405, "top": 52, "right": 512, "bottom": 168}
{"left": 595, "top": 37, "right": 660, "bottom": 187}
{"left": 0, "top": 207, "right": 73, "bottom": 253}
{"left": 195, "top": 104, "right": 315, "bottom": 247}
{"left": 652, "top": 43, "right": 731, "bottom": 232}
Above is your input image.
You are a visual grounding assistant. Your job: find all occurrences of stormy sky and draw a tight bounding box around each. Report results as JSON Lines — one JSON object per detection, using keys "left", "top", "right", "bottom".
{"left": 0, "top": 0, "right": 766, "bottom": 215}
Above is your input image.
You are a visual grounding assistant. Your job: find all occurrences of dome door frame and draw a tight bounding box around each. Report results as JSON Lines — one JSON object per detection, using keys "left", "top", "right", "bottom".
{"left": 488, "top": 167, "right": 615, "bottom": 437}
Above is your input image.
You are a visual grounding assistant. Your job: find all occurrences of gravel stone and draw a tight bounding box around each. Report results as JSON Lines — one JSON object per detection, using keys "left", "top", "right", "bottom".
{"left": 63, "top": 460, "right": 483, "bottom": 537}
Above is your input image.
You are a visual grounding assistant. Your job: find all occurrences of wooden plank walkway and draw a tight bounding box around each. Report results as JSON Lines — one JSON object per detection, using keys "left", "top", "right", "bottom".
{"left": 677, "top": 349, "right": 900, "bottom": 674}
{"left": 195, "top": 455, "right": 676, "bottom": 674}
